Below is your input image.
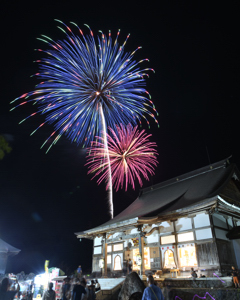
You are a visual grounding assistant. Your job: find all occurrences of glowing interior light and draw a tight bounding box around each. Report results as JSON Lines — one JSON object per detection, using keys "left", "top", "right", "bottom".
{"left": 177, "top": 245, "right": 197, "bottom": 267}
{"left": 133, "top": 248, "right": 150, "bottom": 270}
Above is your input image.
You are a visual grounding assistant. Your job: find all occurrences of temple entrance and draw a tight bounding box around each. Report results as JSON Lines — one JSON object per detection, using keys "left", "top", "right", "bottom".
{"left": 112, "top": 253, "right": 123, "bottom": 271}
{"left": 163, "top": 249, "right": 176, "bottom": 268}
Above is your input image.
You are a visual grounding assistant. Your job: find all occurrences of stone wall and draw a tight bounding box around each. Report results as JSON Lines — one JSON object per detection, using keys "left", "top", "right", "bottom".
{"left": 163, "top": 277, "right": 232, "bottom": 289}
{"left": 143, "top": 277, "right": 236, "bottom": 299}
{"left": 143, "top": 277, "right": 233, "bottom": 289}
{"left": 96, "top": 285, "right": 122, "bottom": 300}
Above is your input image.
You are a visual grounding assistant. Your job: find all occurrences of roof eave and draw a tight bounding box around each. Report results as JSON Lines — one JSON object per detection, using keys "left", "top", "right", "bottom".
{"left": 75, "top": 217, "right": 139, "bottom": 238}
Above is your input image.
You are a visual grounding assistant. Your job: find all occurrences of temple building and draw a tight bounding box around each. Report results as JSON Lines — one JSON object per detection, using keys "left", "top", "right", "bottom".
{"left": 76, "top": 158, "right": 240, "bottom": 277}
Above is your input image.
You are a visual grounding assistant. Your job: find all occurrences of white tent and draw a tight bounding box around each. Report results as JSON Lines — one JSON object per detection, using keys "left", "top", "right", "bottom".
{"left": 0, "top": 238, "right": 21, "bottom": 274}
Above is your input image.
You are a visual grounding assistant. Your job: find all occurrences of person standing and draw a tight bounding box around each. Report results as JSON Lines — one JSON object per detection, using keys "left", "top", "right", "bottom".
{"left": 128, "top": 258, "right": 132, "bottom": 274}
{"left": 72, "top": 279, "right": 86, "bottom": 300}
{"left": 0, "top": 278, "right": 20, "bottom": 300}
{"left": 42, "top": 283, "right": 56, "bottom": 300}
{"left": 190, "top": 268, "right": 198, "bottom": 279}
{"left": 80, "top": 279, "right": 88, "bottom": 300}
{"left": 232, "top": 266, "right": 240, "bottom": 288}
{"left": 94, "top": 279, "right": 101, "bottom": 292}
{"left": 142, "top": 275, "right": 164, "bottom": 300}
{"left": 27, "top": 281, "right": 33, "bottom": 300}
{"left": 88, "top": 280, "right": 96, "bottom": 300}
{"left": 62, "top": 278, "right": 71, "bottom": 300}
{"left": 77, "top": 266, "right": 82, "bottom": 279}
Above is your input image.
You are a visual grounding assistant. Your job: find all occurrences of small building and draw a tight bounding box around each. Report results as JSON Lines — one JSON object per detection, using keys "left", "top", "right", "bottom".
{"left": 0, "top": 238, "right": 21, "bottom": 274}
{"left": 75, "top": 158, "right": 240, "bottom": 277}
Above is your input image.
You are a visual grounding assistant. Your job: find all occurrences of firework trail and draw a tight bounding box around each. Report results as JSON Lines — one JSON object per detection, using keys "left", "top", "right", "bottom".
{"left": 10, "top": 20, "right": 158, "bottom": 218}
{"left": 86, "top": 123, "right": 158, "bottom": 191}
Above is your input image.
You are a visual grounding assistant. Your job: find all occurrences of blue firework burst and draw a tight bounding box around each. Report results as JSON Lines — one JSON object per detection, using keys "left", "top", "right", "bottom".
{"left": 11, "top": 20, "right": 159, "bottom": 151}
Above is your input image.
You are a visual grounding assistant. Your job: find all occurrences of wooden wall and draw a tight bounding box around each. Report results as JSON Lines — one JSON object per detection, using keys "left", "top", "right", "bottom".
{"left": 196, "top": 242, "right": 219, "bottom": 267}
{"left": 216, "top": 239, "right": 236, "bottom": 271}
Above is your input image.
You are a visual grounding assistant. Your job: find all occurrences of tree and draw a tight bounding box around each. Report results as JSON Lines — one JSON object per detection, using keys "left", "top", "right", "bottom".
{"left": 0, "top": 135, "right": 12, "bottom": 160}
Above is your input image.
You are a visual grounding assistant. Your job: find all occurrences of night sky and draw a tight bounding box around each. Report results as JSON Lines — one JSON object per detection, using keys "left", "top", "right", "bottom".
{"left": 0, "top": 1, "right": 239, "bottom": 275}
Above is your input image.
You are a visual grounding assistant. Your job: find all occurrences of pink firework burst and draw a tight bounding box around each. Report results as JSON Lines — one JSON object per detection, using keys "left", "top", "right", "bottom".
{"left": 86, "top": 124, "right": 158, "bottom": 191}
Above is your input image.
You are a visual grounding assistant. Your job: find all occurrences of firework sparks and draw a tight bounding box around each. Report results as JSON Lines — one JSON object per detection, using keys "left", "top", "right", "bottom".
{"left": 10, "top": 20, "right": 159, "bottom": 152}
{"left": 86, "top": 124, "right": 158, "bottom": 191}
{"left": 10, "top": 20, "right": 159, "bottom": 218}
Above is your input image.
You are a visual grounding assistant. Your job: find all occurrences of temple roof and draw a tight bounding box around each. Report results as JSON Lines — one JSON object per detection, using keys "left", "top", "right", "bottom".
{"left": 76, "top": 157, "right": 240, "bottom": 237}
{"left": 0, "top": 238, "right": 21, "bottom": 256}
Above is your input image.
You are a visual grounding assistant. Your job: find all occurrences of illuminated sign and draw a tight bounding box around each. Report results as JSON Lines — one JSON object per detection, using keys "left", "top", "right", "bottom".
{"left": 177, "top": 244, "right": 197, "bottom": 267}
{"left": 133, "top": 247, "right": 150, "bottom": 269}
{"left": 45, "top": 260, "right": 49, "bottom": 272}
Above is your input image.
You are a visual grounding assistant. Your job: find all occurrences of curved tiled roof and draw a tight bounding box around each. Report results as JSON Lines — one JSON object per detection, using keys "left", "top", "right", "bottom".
{"left": 76, "top": 157, "right": 238, "bottom": 236}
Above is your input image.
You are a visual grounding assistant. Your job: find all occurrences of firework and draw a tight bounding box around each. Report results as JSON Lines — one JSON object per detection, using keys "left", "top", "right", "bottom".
{"left": 10, "top": 20, "right": 159, "bottom": 218}
{"left": 86, "top": 124, "right": 158, "bottom": 191}
{"left": 10, "top": 20, "right": 159, "bottom": 152}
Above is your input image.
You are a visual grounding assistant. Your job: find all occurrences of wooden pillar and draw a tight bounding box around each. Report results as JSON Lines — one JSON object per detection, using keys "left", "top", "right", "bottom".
{"left": 139, "top": 232, "right": 145, "bottom": 275}
{"left": 141, "top": 235, "right": 145, "bottom": 275}
{"left": 104, "top": 240, "right": 108, "bottom": 277}
{"left": 102, "top": 234, "right": 108, "bottom": 277}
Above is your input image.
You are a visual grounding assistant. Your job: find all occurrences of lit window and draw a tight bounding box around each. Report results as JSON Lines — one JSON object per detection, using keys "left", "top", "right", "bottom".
{"left": 195, "top": 228, "right": 212, "bottom": 240}
{"left": 114, "top": 255, "right": 122, "bottom": 270}
{"left": 94, "top": 237, "right": 102, "bottom": 246}
{"left": 194, "top": 213, "right": 210, "bottom": 228}
{"left": 107, "top": 245, "right": 112, "bottom": 252}
{"left": 113, "top": 244, "right": 123, "bottom": 251}
{"left": 178, "top": 245, "right": 197, "bottom": 267}
{"left": 93, "top": 247, "right": 102, "bottom": 254}
{"left": 175, "top": 218, "right": 192, "bottom": 232}
{"left": 159, "top": 221, "right": 174, "bottom": 234}
{"left": 107, "top": 255, "right": 111, "bottom": 264}
{"left": 161, "top": 235, "right": 175, "bottom": 244}
{"left": 163, "top": 249, "right": 176, "bottom": 268}
{"left": 177, "top": 232, "right": 194, "bottom": 242}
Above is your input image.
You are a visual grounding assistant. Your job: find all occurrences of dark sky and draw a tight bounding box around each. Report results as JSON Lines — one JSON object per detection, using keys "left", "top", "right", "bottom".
{"left": 0, "top": 1, "right": 239, "bottom": 274}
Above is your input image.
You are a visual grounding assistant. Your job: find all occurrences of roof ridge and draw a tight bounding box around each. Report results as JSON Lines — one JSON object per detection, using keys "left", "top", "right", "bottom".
{"left": 141, "top": 157, "right": 232, "bottom": 195}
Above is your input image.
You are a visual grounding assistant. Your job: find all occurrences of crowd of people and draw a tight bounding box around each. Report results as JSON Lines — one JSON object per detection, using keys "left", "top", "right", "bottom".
{"left": 59, "top": 277, "right": 100, "bottom": 300}
{"left": 0, "top": 275, "right": 101, "bottom": 300}
{"left": 1, "top": 265, "right": 240, "bottom": 300}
